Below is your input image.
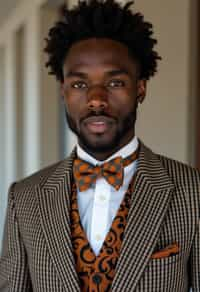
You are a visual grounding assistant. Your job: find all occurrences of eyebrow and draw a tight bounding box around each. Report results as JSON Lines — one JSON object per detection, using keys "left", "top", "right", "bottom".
{"left": 65, "top": 68, "right": 131, "bottom": 79}
{"left": 65, "top": 71, "right": 88, "bottom": 79}
{"left": 107, "top": 69, "right": 130, "bottom": 77}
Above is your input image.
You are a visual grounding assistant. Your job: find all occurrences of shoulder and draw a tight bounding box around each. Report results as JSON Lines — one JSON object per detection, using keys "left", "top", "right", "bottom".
{"left": 140, "top": 142, "right": 200, "bottom": 183}
{"left": 152, "top": 152, "right": 200, "bottom": 228}
{"left": 140, "top": 142, "right": 200, "bottom": 201}
{"left": 13, "top": 160, "right": 63, "bottom": 192}
{"left": 9, "top": 153, "right": 75, "bottom": 203}
{"left": 156, "top": 153, "right": 200, "bottom": 210}
{"left": 157, "top": 153, "right": 200, "bottom": 185}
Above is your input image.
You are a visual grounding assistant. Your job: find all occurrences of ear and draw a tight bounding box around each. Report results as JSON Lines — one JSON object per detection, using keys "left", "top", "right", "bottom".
{"left": 137, "top": 79, "right": 146, "bottom": 104}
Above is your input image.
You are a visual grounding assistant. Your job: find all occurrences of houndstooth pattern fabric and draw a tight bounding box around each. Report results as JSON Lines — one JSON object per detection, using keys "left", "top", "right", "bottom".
{"left": 0, "top": 142, "right": 199, "bottom": 291}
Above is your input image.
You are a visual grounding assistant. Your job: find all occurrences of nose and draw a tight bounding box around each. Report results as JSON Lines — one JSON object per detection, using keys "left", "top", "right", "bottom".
{"left": 87, "top": 85, "right": 108, "bottom": 111}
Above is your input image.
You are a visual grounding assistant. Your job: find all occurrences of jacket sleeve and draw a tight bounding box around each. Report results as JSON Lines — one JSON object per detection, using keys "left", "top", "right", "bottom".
{"left": 189, "top": 217, "right": 200, "bottom": 291}
{"left": 0, "top": 183, "right": 32, "bottom": 291}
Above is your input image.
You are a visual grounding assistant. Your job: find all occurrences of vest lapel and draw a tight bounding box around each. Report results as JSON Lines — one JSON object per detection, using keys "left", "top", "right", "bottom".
{"left": 112, "top": 143, "right": 175, "bottom": 291}
{"left": 36, "top": 149, "right": 80, "bottom": 292}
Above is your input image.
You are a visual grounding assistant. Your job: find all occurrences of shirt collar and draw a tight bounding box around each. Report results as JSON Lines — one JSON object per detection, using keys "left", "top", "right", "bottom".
{"left": 77, "top": 136, "right": 139, "bottom": 166}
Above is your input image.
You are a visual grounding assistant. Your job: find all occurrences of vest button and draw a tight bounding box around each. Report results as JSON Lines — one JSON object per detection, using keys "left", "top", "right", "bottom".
{"left": 92, "top": 273, "right": 102, "bottom": 285}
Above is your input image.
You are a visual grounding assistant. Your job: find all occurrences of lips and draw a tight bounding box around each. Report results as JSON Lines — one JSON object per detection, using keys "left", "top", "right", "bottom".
{"left": 82, "top": 115, "right": 115, "bottom": 134}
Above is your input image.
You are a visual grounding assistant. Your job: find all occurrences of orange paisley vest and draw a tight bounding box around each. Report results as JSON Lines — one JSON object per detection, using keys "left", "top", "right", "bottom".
{"left": 70, "top": 177, "right": 135, "bottom": 292}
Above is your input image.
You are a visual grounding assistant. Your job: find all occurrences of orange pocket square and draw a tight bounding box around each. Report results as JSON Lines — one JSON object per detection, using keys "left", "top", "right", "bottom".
{"left": 151, "top": 243, "right": 180, "bottom": 259}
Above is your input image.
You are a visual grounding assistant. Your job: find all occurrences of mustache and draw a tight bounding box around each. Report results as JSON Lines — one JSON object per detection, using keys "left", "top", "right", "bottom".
{"left": 80, "top": 110, "right": 117, "bottom": 123}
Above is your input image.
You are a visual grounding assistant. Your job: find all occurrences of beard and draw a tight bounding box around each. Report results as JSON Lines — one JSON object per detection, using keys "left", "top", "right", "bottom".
{"left": 65, "top": 105, "right": 138, "bottom": 154}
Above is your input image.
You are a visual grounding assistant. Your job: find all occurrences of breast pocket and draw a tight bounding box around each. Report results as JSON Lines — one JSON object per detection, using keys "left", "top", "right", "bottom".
{"left": 135, "top": 253, "right": 188, "bottom": 292}
{"left": 150, "top": 251, "right": 181, "bottom": 266}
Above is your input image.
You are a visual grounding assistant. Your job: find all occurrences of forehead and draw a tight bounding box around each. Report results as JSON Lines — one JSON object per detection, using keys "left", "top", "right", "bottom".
{"left": 63, "top": 38, "right": 137, "bottom": 73}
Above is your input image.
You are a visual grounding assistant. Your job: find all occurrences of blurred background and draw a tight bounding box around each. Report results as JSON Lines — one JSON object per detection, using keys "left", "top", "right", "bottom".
{"left": 0, "top": 0, "right": 199, "bottom": 250}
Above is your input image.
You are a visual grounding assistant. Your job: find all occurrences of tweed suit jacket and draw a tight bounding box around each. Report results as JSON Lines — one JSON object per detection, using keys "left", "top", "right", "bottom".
{"left": 0, "top": 143, "right": 199, "bottom": 291}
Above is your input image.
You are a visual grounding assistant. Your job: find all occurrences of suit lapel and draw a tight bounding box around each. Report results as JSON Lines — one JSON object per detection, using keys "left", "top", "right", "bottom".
{"left": 36, "top": 149, "right": 80, "bottom": 292}
{"left": 112, "top": 143, "right": 175, "bottom": 291}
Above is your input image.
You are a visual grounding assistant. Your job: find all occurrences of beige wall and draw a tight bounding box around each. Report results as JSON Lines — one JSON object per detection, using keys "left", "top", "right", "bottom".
{"left": 40, "top": 6, "right": 60, "bottom": 167}
{"left": 0, "top": 48, "right": 5, "bottom": 187}
{"left": 0, "top": 0, "right": 48, "bottom": 250}
{"left": 134, "top": 0, "right": 197, "bottom": 164}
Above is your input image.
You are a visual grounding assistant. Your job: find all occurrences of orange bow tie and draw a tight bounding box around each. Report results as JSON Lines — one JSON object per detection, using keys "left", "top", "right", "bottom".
{"left": 73, "top": 150, "right": 138, "bottom": 192}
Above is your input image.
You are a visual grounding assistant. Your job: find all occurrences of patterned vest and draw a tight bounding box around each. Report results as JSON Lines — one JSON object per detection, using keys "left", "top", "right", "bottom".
{"left": 70, "top": 177, "right": 135, "bottom": 292}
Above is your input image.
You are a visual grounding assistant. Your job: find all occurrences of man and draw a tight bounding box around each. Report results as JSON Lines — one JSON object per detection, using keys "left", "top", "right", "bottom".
{"left": 0, "top": 0, "right": 199, "bottom": 291}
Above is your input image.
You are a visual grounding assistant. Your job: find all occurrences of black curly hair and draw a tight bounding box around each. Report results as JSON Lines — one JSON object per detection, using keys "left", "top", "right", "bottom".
{"left": 44, "top": 0, "right": 161, "bottom": 83}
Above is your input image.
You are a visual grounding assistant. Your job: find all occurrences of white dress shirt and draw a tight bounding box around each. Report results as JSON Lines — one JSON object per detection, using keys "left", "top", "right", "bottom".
{"left": 76, "top": 136, "right": 139, "bottom": 255}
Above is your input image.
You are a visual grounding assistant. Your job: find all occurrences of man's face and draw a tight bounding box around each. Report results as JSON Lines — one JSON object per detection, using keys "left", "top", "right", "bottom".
{"left": 61, "top": 38, "right": 146, "bottom": 159}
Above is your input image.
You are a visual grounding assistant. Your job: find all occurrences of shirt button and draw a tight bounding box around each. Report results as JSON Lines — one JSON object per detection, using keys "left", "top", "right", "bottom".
{"left": 95, "top": 234, "right": 102, "bottom": 241}
{"left": 99, "top": 195, "right": 106, "bottom": 201}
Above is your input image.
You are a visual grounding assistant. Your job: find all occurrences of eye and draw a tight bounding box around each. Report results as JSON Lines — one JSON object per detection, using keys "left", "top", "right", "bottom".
{"left": 108, "top": 79, "right": 125, "bottom": 88}
{"left": 71, "top": 81, "right": 88, "bottom": 89}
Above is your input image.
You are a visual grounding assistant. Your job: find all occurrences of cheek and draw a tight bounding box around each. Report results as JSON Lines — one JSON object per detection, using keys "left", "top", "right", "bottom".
{"left": 63, "top": 89, "right": 79, "bottom": 107}
{"left": 64, "top": 95, "right": 85, "bottom": 126}
{"left": 63, "top": 95, "right": 76, "bottom": 118}
{"left": 64, "top": 87, "right": 87, "bottom": 106}
{"left": 110, "top": 90, "right": 136, "bottom": 113}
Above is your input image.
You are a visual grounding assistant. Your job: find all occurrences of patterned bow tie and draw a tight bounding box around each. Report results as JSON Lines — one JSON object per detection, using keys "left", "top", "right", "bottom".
{"left": 73, "top": 149, "right": 139, "bottom": 192}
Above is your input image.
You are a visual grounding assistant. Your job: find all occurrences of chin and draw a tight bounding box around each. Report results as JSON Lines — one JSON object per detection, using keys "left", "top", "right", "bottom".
{"left": 80, "top": 135, "right": 120, "bottom": 153}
